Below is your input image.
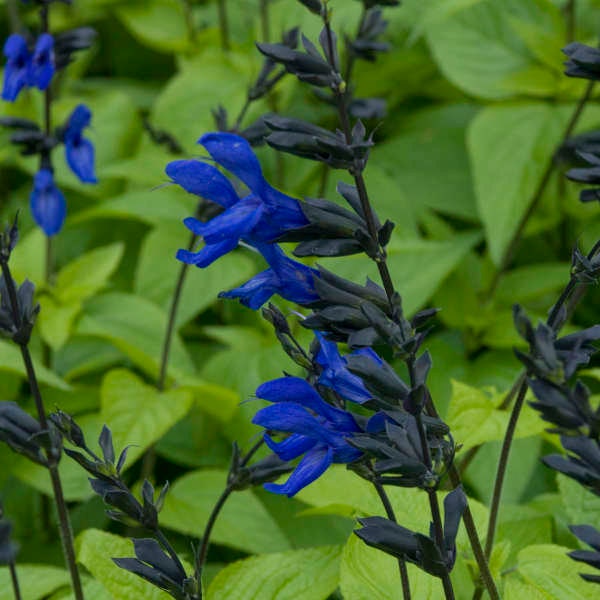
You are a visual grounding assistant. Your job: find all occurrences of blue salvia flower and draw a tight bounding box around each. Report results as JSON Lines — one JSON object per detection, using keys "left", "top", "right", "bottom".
{"left": 30, "top": 169, "right": 66, "bottom": 236}
{"left": 169, "top": 132, "right": 308, "bottom": 267}
{"left": 63, "top": 104, "right": 97, "bottom": 183}
{"left": 253, "top": 376, "right": 363, "bottom": 496}
{"left": 2, "top": 34, "right": 30, "bottom": 101}
{"left": 315, "top": 332, "right": 379, "bottom": 403}
{"left": 2, "top": 33, "right": 55, "bottom": 102}
{"left": 219, "top": 243, "right": 318, "bottom": 309}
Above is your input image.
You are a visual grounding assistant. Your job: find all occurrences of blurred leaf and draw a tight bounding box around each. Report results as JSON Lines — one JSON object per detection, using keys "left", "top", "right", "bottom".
{"left": 135, "top": 222, "right": 255, "bottom": 327}
{"left": 426, "top": 0, "right": 563, "bottom": 99}
{"left": 503, "top": 544, "right": 598, "bottom": 598}
{"left": 0, "top": 565, "right": 69, "bottom": 600}
{"left": 76, "top": 529, "right": 186, "bottom": 600}
{"left": 100, "top": 368, "right": 193, "bottom": 465}
{"left": 55, "top": 337, "right": 123, "bottom": 381}
{"left": 207, "top": 546, "right": 341, "bottom": 600}
{"left": 160, "top": 469, "right": 290, "bottom": 554}
{"left": 495, "top": 262, "right": 569, "bottom": 304}
{"left": 76, "top": 292, "right": 195, "bottom": 379}
{"left": 558, "top": 473, "right": 600, "bottom": 532}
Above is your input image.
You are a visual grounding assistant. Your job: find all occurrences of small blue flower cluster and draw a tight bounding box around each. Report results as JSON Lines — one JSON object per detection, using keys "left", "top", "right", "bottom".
{"left": 2, "top": 34, "right": 97, "bottom": 236}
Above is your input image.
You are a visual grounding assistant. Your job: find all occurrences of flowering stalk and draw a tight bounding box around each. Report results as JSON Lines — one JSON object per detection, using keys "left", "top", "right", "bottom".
{"left": 0, "top": 250, "right": 84, "bottom": 600}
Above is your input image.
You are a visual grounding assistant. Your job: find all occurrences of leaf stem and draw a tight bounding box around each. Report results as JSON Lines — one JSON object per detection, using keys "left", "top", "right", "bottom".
{"left": 373, "top": 480, "right": 412, "bottom": 600}
{"left": 487, "top": 80, "right": 594, "bottom": 296}
{"left": 8, "top": 561, "right": 22, "bottom": 600}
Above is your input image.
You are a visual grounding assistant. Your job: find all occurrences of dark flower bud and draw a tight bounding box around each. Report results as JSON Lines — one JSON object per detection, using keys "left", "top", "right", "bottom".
{"left": 571, "top": 244, "right": 600, "bottom": 283}
{"left": 566, "top": 151, "right": 600, "bottom": 203}
{"left": 297, "top": 0, "right": 324, "bottom": 14}
{"left": 142, "top": 118, "right": 183, "bottom": 155}
{"left": 0, "top": 216, "right": 19, "bottom": 263}
{"left": 569, "top": 525, "right": 600, "bottom": 584}
{"left": 54, "top": 27, "right": 96, "bottom": 70}
{"left": 0, "top": 509, "right": 18, "bottom": 566}
{"left": 50, "top": 410, "right": 86, "bottom": 448}
{"left": 0, "top": 401, "right": 47, "bottom": 466}
{"left": 113, "top": 538, "right": 193, "bottom": 600}
{"left": 349, "top": 97, "right": 387, "bottom": 120}
{"left": 0, "top": 275, "right": 40, "bottom": 345}
{"left": 212, "top": 105, "right": 229, "bottom": 132}
{"left": 563, "top": 43, "right": 600, "bottom": 81}
{"left": 230, "top": 453, "right": 294, "bottom": 491}
{"left": 90, "top": 478, "right": 145, "bottom": 525}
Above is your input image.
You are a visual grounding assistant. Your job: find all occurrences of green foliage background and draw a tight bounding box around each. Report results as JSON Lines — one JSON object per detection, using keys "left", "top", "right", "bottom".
{"left": 2, "top": 0, "right": 600, "bottom": 597}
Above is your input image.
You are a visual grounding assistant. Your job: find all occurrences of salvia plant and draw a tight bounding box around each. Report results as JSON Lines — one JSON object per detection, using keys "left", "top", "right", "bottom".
{"left": 3, "top": 0, "right": 600, "bottom": 599}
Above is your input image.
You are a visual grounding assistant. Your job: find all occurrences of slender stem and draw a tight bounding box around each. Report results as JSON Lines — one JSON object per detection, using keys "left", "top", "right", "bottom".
{"left": 217, "top": 0, "right": 230, "bottom": 51}
{"left": 373, "top": 480, "right": 412, "bottom": 600}
{"left": 233, "top": 99, "right": 251, "bottom": 133}
{"left": 486, "top": 80, "right": 594, "bottom": 296}
{"left": 9, "top": 561, "right": 22, "bottom": 600}
{"left": 259, "top": 0, "right": 270, "bottom": 42}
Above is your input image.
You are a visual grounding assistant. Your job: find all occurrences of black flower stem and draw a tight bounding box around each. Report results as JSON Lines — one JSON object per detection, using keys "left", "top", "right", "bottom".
{"left": 8, "top": 561, "right": 22, "bottom": 600}
{"left": 373, "top": 480, "right": 412, "bottom": 600}
{"left": 217, "top": 0, "right": 230, "bottom": 51}
{"left": 194, "top": 439, "right": 264, "bottom": 597}
{"left": 486, "top": 79, "right": 594, "bottom": 297}
{"left": 473, "top": 241, "right": 600, "bottom": 600}
{"left": 0, "top": 260, "right": 84, "bottom": 600}
{"left": 260, "top": 0, "right": 270, "bottom": 43}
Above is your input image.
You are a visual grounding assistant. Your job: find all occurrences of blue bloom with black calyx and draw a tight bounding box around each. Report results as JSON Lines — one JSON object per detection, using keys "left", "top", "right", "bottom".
{"left": 30, "top": 169, "right": 66, "bottom": 236}
{"left": 253, "top": 376, "right": 363, "bottom": 496}
{"left": 169, "top": 132, "right": 308, "bottom": 268}
{"left": 315, "top": 332, "right": 380, "bottom": 404}
{"left": 218, "top": 243, "right": 318, "bottom": 310}
{"left": 2, "top": 34, "right": 30, "bottom": 101}
{"left": 2, "top": 33, "right": 55, "bottom": 102}
{"left": 63, "top": 104, "right": 97, "bottom": 183}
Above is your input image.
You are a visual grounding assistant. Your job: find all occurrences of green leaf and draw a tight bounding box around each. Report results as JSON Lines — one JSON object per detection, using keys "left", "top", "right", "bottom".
{"left": 76, "top": 529, "right": 188, "bottom": 600}
{"left": 9, "top": 228, "right": 45, "bottom": 288}
{"left": 468, "top": 103, "right": 567, "bottom": 265}
{"left": 134, "top": 222, "right": 255, "bottom": 328}
{"left": 100, "top": 368, "right": 193, "bottom": 465}
{"left": 426, "top": 0, "right": 564, "bottom": 99}
{"left": 0, "top": 340, "right": 69, "bottom": 390}
{"left": 37, "top": 296, "right": 81, "bottom": 351}
{"left": 76, "top": 292, "right": 195, "bottom": 379}
{"left": 160, "top": 469, "right": 291, "bottom": 554}
{"left": 447, "top": 380, "right": 545, "bottom": 452}
{"left": 504, "top": 544, "right": 598, "bottom": 598}
{"left": 558, "top": 474, "right": 600, "bottom": 531}
{"left": 340, "top": 534, "right": 443, "bottom": 599}
{"left": 495, "top": 262, "right": 570, "bottom": 304}
{"left": 322, "top": 232, "right": 481, "bottom": 316}
{"left": 55, "top": 243, "right": 124, "bottom": 304}
{"left": 55, "top": 337, "right": 123, "bottom": 381}
{"left": 0, "top": 565, "right": 69, "bottom": 600}
{"left": 376, "top": 104, "right": 480, "bottom": 221}
{"left": 207, "top": 546, "right": 342, "bottom": 600}
{"left": 49, "top": 577, "right": 112, "bottom": 600}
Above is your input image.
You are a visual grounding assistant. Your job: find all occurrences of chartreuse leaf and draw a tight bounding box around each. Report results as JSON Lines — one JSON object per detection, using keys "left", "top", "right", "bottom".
{"left": 134, "top": 222, "right": 255, "bottom": 327}
{"left": 160, "top": 469, "right": 290, "bottom": 554}
{"left": 9, "top": 228, "right": 45, "bottom": 287}
{"left": 207, "top": 546, "right": 341, "bottom": 600}
{"left": 37, "top": 297, "right": 81, "bottom": 351}
{"left": 503, "top": 544, "right": 597, "bottom": 598}
{"left": 446, "top": 380, "right": 546, "bottom": 451}
{"left": 0, "top": 565, "right": 69, "bottom": 600}
{"left": 49, "top": 577, "right": 112, "bottom": 600}
{"left": 558, "top": 474, "right": 600, "bottom": 531}
{"left": 100, "top": 369, "right": 193, "bottom": 466}
{"left": 76, "top": 292, "right": 195, "bottom": 379}
{"left": 495, "top": 262, "right": 570, "bottom": 304}
{"left": 76, "top": 529, "right": 189, "bottom": 600}
{"left": 0, "top": 340, "right": 69, "bottom": 390}
{"left": 426, "top": 0, "right": 563, "bottom": 99}
{"left": 340, "top": 534, "right": 442, "bottom": 599}
{"left": 13, "top": 412, "right": 104, "bottom": 501}
{"left": 468, "top": 103, "right": 567, "bottom": 266}
{"left": 322, "top": 232, "right": 480, "bottom": 316}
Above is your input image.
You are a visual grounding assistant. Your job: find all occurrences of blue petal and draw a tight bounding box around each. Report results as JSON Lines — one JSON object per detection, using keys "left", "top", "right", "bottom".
{"left": 29, "top": 33, "right": 54, "bottom": 90}
{"left": 30, "top": 170, "right": 66, "bottom": 236}
{"left": 264, "top": 447, "right": 333, "bottom": 497}
{"left": 66, "top": 137, "right": 97, "bottom": 183}
{"left": 2, "top": 34, "right": 29, "bottom": 102}
{"left": 176, "top": 237, "right": 238, "bottom": 268}
{"left": 324, "top": 371, "right": 372, "bottom": 404}
{"left": 259, "top": 186, "right": 309, "bottom": 237}
{"left": 200, "top": 133, "right": 266, "bottom": 193}
{"left": 315, "top": 332, "right": 345, "bottom": 371}
{"left": 64, "top": 104, "right": 92, "bottom": 140}
{"left": 200, "top": 196, "right": 264, "bottom": 244}
{"left": 263, "top": 433, "right": 316, "bottom": 461}
{"left": 219, "top": 269, "right": 279, "bottom": 310}
{"left": 166, "top": 160, "right": 238, "bottom": 208}
{"left": 353, "top": 347, "right": 383, "bottom": 366}
{"left": 256, "top": 377, "right": 359, "bottom": 432}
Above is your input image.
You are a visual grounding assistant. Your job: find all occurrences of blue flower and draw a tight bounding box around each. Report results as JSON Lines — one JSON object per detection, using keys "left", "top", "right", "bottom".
{"left": 2, "top": 33, "right": 55, "bottom": 102}
{"left": 2, "top": 34, "right": 29, "bottom": 101}
{"left": 253, "top": 376, "right": 363, "bottom": 496}
{"left": 315, "top": 332, "right": 380, "bottom": 404}
{"left": 169, "top": 132, "right": 308, "bottom": 268}
{"left": 30, "top": 169, "right": 66, "bottom": 236}
{"left": 28, "top": 33, "right": 54, "bottom": 91}
{"left": 63, "top": 104, "right": 97, "bottom": 183}
{"left": 219, "top": 243, "right": 318, "bottom": 310}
